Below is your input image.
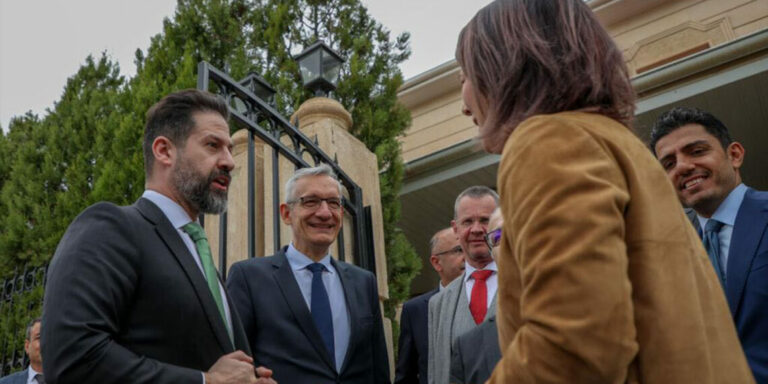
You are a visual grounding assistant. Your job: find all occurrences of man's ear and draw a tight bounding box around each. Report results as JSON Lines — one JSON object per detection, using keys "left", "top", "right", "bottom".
{"left": 152, "top": 136, "right": 176, "bottom": 168}
{"left": 451, "top": 220, "right": 458, "bottom": 234}
{"left": 430, "top": 255, "right": 442, "bottom": 273}
{"left": 279, "top": 203, "right": 292, "bottom": 225}
{"left": 727, "top": 141, "right": 745, "bottom": 170}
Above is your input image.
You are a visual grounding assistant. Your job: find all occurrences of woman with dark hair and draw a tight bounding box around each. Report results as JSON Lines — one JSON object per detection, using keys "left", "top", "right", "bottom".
{"left": 455, "top": 1, "right": 753, "bottom": 383}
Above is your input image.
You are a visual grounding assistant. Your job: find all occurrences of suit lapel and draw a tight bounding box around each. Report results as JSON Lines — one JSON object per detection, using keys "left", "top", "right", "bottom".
{"left": 135, "top": 198, "right": 233, "bottom": 353}
{"left": 726, "top": 190, "right": 768, "bottom": 316}
{"left": 272, "top": 251, "right": 337, "bottom": 371}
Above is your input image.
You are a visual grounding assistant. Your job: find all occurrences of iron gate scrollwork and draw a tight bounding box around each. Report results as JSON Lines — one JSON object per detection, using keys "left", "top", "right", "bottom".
{"left": 0, "top": 265, "right": 47, "bottom": 377}
{"left": 196, "top": 62, "right": 377, "bottom": 279}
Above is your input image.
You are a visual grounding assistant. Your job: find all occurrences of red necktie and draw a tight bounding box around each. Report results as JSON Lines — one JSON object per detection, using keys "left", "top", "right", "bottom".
{"left": 470, "top": 270, "right": 493, "bottom": 324}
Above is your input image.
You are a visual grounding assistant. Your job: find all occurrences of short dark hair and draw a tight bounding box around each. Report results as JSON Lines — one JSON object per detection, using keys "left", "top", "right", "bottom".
{"left": 456, "top": 0, "right": 635, "bottom": 153}
{"left": 454, "top": 186, "right": 499, "bottom": 219}
{"left": 26, "top": 317, "right": 41, "bottom": 340}
{"left": 649, "top": 107, "right": 733, "bottom": 156}
{"left": 143, "top": 89, "right": 229, "bottom": 176}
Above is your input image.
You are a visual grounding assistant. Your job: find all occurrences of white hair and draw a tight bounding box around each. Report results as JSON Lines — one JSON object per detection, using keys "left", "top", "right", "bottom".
{"left": 284, "top": 163, "right": 343, "bottom": 202}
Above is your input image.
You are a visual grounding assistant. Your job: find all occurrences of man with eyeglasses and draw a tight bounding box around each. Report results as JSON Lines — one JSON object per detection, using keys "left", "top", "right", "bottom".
{"left": 395, "top": 228, "right": 463, "bottom": 384}
{"left": 450, "top": 208, "right": 503, "bottom": 384}
{"left": 428, "top": 186, "right": 499, "bottom": 384}
{"left": 227, "top": 163, "right": 390, "bottom": 384}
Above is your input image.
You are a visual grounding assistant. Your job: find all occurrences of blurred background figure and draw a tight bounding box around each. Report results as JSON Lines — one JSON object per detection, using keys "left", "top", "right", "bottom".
{"left": 455, "top": 0, "right": 753, "bottom": 383}
{"left": 0, "top": 318, "right": 43, "bottom": 384}
{"left": 396, "top": 228, "right": 464, "bottom": 384}
{"left": 428, "top": 186, "right": 498, "bottom": 384}
{"left": 450, "top": 208, "right": 502, "bottom": 384}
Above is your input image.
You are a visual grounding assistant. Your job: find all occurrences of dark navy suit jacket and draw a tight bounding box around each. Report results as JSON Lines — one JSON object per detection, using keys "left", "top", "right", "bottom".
{"left": 726, "top": 188, "right": 768, "bottom": 383}
{"left": 690, "top": 188, "right": 768, "bottom": 383}
{"left": 395, "top": 288, "right": 438, "bottom": 384}
{"left": 226, "top": 247, "right": 390, "bottom": 384}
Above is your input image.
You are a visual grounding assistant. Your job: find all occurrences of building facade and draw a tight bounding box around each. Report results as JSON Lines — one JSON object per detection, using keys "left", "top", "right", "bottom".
{"left": 398, "top": 0, "right": 768, "bottom": 294}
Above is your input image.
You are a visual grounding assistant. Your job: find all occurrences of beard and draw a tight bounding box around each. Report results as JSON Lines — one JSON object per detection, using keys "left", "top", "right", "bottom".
{"left": 172, "top": 156, "right": 229, "bottom": 215}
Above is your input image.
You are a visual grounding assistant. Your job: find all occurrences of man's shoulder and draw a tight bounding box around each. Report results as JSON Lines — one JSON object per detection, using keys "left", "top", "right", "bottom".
{"left": 746, "top": 187, "right": 768, "bottom": 204}
{"left": 333, "top": 259, "right": 375, "bottom": 280}
{"left": 429, "top": 274, "right": 464, "bottom": 310}
{"left": 403, "top": 288, "right": 437, "bottom": 312}
{"left": 0, "top": 369, "right": 26, "bottom": 384}
{"left": 230, "top": 253, "right": 281, "bottom": 272}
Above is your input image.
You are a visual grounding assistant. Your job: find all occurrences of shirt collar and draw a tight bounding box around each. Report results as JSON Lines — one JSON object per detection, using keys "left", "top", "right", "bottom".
{"left": 27, "top": 366, "right": 41, "bottom": 384}
{"left": 697, "top": 183, "right": 747, "bottom": 228}
{"left": 463, "top": 260, "right": 498, "bottom": 283}
{"left": 285, "top": 243, "right": 334, "bottom": 273}
{"left": 142, "top": 190, "right": 196, "bottom": 229}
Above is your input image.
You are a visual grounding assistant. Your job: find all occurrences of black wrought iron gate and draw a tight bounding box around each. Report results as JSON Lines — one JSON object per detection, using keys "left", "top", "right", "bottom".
{"left": 196, "top": 62, "right": 377, "bottom": 279}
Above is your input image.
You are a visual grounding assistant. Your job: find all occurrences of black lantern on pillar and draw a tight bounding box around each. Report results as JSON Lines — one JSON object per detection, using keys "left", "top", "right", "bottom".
{"left": 239, "top": 72, "right": 276, "bottom": 105}
{"left": 294, "top": 40, "right": 344, "bottom": 97}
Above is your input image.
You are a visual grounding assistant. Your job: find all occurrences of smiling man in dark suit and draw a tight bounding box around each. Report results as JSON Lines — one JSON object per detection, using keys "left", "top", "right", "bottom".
{"left": 41, "top": 90, "right": 274, "bottom": 384}
{"left": 652, "top": 107, "right": 768, "bottom": 383}
{"left": 395, "top": 228, "right": 463, "bottom": 384}
{"left": 227, "top": 164, "right": 390, "bottom": 384}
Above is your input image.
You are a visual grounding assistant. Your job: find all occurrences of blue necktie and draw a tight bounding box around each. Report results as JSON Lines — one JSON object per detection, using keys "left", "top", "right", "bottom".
{"left": 703, "top": 219, "right": 726, "bottom": 287}
{"left": 307, "top": 263, "right": 335, "bottom": 364}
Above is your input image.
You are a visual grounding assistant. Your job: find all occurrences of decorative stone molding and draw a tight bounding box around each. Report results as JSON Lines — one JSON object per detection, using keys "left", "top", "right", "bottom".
{"left": 624, "top": 18, "right": 736, "bottom": 75}
{"left": 290, "top": 97, "right": 353, "bottom": 131}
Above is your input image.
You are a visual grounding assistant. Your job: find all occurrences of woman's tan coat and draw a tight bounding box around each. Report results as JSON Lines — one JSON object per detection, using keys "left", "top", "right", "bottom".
{"left": 490, "top": 112, "right": 753, "bottom": 384}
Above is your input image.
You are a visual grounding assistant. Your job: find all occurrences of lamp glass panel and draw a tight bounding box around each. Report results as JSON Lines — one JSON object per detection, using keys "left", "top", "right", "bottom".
{"left": 298, "top": 52, "right": 321, "bottom": 85}
{"left": 253, "top": 82, "right": 274, "bottom": 102}
{"left": 321, "top": 50, "right": 342, "bottom": 85}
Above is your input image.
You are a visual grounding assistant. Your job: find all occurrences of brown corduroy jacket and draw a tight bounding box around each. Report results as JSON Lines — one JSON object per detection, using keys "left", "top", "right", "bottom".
{"left": 489, "top": 111, "right": 754, "bottom": 384}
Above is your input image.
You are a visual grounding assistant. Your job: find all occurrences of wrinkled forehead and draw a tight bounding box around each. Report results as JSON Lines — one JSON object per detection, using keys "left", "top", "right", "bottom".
{"left": 436, "top": 230, "right": 459, "bottom": 248}
{"left": 293, "top": 175, "right": 342, "bottom": 198}
{"left": 456, "top": 195, "right": 497, "bottom": 219}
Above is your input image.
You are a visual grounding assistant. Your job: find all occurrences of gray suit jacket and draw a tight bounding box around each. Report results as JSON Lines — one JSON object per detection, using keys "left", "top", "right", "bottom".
{"left": 428, "top": 273, "right": 497, "bottom": 384}
{"left": 449, "top": 316, "right": 501, "bottom": 384}
{"left": 0, "top": 368, "right": 28, "bottom": 384}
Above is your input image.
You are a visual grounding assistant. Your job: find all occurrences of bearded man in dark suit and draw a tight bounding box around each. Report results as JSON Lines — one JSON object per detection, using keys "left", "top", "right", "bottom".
{"left": 42, "top": 90, "right": 275, "bottom": 384}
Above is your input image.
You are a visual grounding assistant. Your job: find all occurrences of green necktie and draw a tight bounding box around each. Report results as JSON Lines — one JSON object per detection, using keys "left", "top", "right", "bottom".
{"left": 183, "top": 222, "right": 233, "bottom": 344}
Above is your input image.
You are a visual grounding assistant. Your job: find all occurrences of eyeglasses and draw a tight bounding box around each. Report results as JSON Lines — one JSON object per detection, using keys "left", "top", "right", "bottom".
{"left": 485, "top": 228, "right": 502, "bottom": 249}
{"left": 288, "top": 196, "right": 343, "bottom": 211}
{"left": 433, "top": 245, "right": 463, "bottom": 257}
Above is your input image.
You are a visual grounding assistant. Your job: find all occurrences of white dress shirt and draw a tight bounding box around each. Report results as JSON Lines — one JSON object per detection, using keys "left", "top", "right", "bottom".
{"left": 285, "top": 243, "right": 351, "bottom": 372}
{"left": 696, "top": 183, "right": 747, "bottom": 275}
{"left": 26, "top": 366, "right": 43, "bottom": 384}
{"left": 463, "top": 261, "right": 499, "bottom": 309}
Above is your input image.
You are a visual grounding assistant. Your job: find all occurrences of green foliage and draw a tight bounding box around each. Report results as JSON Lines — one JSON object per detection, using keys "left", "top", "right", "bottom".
{"left": 0, "top": 0, "right": 421, "bottom": 352}
{"left": 240, "top": 0, "right": 421, "bottom": 328}
{"left": 0, "top": 55, "right": 124, "bottom": 275}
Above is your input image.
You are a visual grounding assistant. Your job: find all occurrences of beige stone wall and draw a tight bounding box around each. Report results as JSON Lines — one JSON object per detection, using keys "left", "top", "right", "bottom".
{"left": 397, "top": 0, "right": 768, "bottom": 161}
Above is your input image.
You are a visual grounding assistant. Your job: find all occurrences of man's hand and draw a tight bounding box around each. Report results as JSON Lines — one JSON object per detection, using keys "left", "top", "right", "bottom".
{"left": 255, "top": 366, "right": 277, "bottom": 384}
{"left": 205, "top": 351, "right": 257, "bottom": 384}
